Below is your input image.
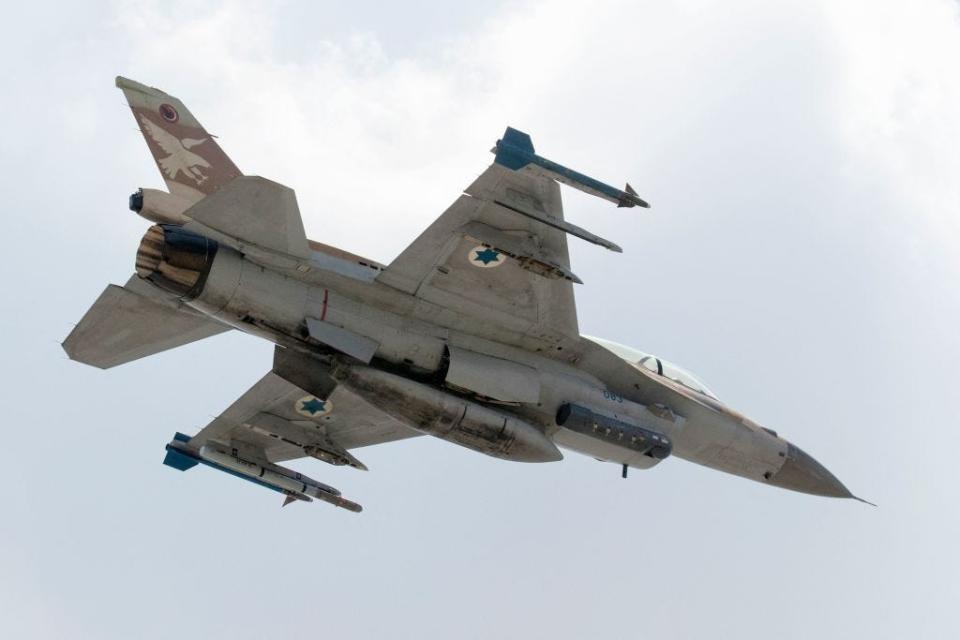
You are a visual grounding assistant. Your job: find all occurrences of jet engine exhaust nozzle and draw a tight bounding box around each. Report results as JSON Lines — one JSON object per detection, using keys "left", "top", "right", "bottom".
{"left": 135, "top": 224, "right": 219, "bottom": 298}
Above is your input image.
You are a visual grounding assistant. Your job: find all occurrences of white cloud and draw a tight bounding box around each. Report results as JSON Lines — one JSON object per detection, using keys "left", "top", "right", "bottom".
{"left": 4, "top": 2, "right": 960, "bottom": 636}
{"left": 823, "top": 0, "right": 960, "bottom": 251}
{"left": 106, "top": 0, "right": 960, "bottom": 271}
{"left": 108, "top": 0, "right": 662, "bottom": 259}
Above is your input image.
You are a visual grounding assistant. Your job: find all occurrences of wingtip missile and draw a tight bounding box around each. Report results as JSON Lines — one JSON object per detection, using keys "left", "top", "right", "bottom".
{"left": 163, "top": 436, "right": 364, "bottom": 513}
{"left": 493, "top": 127, "right": 651, "bottom": 210}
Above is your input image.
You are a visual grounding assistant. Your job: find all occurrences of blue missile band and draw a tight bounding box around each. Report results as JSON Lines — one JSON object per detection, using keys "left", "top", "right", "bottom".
{"left": 501, "top": 127, "right": 534, "bottom": 154}
{"left": 162, "top": 438, "right": 285, "bottom": 495}
{"left": 159, "top": 435, "right": 355, "bottom": 509}
{"left": 163, "top": 443, "right": 199, "bottom": 471}
{"left": 494, "top": 126, "right": 641, "bottom": 205}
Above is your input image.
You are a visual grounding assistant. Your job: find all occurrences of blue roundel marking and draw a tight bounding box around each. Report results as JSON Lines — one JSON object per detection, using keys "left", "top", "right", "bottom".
{"left": 295, "top": 395, "right": 332, "bottom": 418}
{"left": 469, "top": 245, "right": 503, "bottom": 268}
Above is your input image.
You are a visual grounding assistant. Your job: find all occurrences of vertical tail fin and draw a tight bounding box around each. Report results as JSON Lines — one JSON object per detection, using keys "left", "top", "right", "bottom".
{"left": 116, "top": 76, "right": 241, "bottom": 202}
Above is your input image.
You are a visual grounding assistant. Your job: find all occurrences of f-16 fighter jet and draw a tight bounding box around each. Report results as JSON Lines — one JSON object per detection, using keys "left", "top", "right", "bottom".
{"left": 63, "top": 77, "right": 867, "bottom": 512}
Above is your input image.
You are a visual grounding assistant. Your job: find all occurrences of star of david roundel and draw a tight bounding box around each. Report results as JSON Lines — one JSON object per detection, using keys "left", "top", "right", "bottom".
{"left": 468, "top": 245, "right": 503, "bottom": 268}
{"left": 295, "top": 395, "right": 333, "bottom": 418}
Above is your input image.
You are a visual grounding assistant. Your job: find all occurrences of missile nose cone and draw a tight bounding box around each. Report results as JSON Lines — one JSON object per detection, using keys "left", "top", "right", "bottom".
{"left": 767, "top": 443, "right": 852, "bottom": 499}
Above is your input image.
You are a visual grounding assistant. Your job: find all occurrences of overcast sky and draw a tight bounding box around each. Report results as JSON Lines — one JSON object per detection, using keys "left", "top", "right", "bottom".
{"left": 1, "top": 1, "right": 958, "bottom": 638}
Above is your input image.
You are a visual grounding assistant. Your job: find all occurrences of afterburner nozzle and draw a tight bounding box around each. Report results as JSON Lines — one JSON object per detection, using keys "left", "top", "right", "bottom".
{"left": 136, "top": 224, "right": 218, "bottom": 298}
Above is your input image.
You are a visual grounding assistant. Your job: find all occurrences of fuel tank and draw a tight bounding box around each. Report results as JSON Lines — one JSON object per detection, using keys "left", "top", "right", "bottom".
{"left": 336, "top": 365, "right": 562, "bottom": 463}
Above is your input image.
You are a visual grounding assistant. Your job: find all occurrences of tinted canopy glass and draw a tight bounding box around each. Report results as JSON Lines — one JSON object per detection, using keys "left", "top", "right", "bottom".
{"left": 586, "top": 336, "right": 719, "bottom": 400}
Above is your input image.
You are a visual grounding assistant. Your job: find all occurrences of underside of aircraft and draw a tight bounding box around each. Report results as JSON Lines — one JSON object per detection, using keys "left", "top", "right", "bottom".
{"left": 62, "top": 77, "right": 868, "bottom": 512}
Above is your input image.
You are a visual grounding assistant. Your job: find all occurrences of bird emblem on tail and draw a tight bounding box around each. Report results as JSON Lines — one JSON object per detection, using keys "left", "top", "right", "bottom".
{"left": 139, "top": 114, "right": 211, "bottom": 185}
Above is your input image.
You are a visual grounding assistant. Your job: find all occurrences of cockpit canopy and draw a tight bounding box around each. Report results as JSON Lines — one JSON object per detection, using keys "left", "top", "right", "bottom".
{"left": 586, "top": 336, "right": 719, "bottom": 401}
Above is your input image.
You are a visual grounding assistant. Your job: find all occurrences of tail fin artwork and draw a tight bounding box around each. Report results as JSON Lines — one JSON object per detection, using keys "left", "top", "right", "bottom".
{"left": 62, "top": 78, "right": 247, "bottom": 370}
{"left": 118, "top": 76, "right": 310, "bottom": 261}
{"left": 116, "top": 76, "right": 241, "bottom": 202}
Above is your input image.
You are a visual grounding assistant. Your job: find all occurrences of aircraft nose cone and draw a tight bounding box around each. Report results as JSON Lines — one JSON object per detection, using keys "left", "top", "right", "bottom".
{"left": 767, "top": 443, "right": 852, "bottom": 498}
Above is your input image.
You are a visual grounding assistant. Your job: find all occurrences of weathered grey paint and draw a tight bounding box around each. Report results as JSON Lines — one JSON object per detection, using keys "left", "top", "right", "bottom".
{"left": 63, "top": 77, "right": 858, "bottom": 509}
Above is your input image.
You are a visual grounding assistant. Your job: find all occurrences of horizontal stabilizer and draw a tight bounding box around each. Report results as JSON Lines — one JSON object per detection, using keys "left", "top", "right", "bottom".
{"left": 183, "top": 176, "right": 311, "bottom": 260}
{"left": 63, "top": 278, "right": 228, "bottom": 369}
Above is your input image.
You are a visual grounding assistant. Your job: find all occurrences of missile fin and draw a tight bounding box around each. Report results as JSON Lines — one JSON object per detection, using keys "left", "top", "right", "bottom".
{"left": 282, "top": 492, "right": 313, "bottom": 507}
{"left": 617, "top": 182, "right": 650, "bottom": 209}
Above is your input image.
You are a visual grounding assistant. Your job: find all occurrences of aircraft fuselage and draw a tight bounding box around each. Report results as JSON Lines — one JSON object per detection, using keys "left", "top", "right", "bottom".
{"left": 135, "top": 222, "right": 852, "bottom": 498}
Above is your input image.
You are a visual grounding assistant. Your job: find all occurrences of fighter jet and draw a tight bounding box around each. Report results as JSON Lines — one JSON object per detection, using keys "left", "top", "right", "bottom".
{"left": 63, "top": 77, "right": 867, "bottom": 512}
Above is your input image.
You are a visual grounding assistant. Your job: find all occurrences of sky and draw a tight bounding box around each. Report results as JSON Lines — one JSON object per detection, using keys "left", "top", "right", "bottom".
{"left": 1, "top": 0, "right": 958, "bottom": 637}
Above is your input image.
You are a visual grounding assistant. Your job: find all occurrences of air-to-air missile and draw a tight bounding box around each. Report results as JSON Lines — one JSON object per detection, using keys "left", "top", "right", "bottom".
{"left": 163, "top": 434, "right": 362, "bottom": 511}
{"left": 492, "top": 127, "right": 650, "bottom": 208}
{"left": 63, "top": 77, "right": 870, "bottom": 513}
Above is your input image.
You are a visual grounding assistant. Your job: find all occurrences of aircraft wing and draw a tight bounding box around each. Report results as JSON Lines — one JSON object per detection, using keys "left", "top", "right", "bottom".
{"left": 377, "top": 163, "right": 581, "bottom": 345}
{"left": 180, "top": 366, "right": 421, "bottom": 471}
{"left": 376, "top": 127, "right": 634, "bottom": 348}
